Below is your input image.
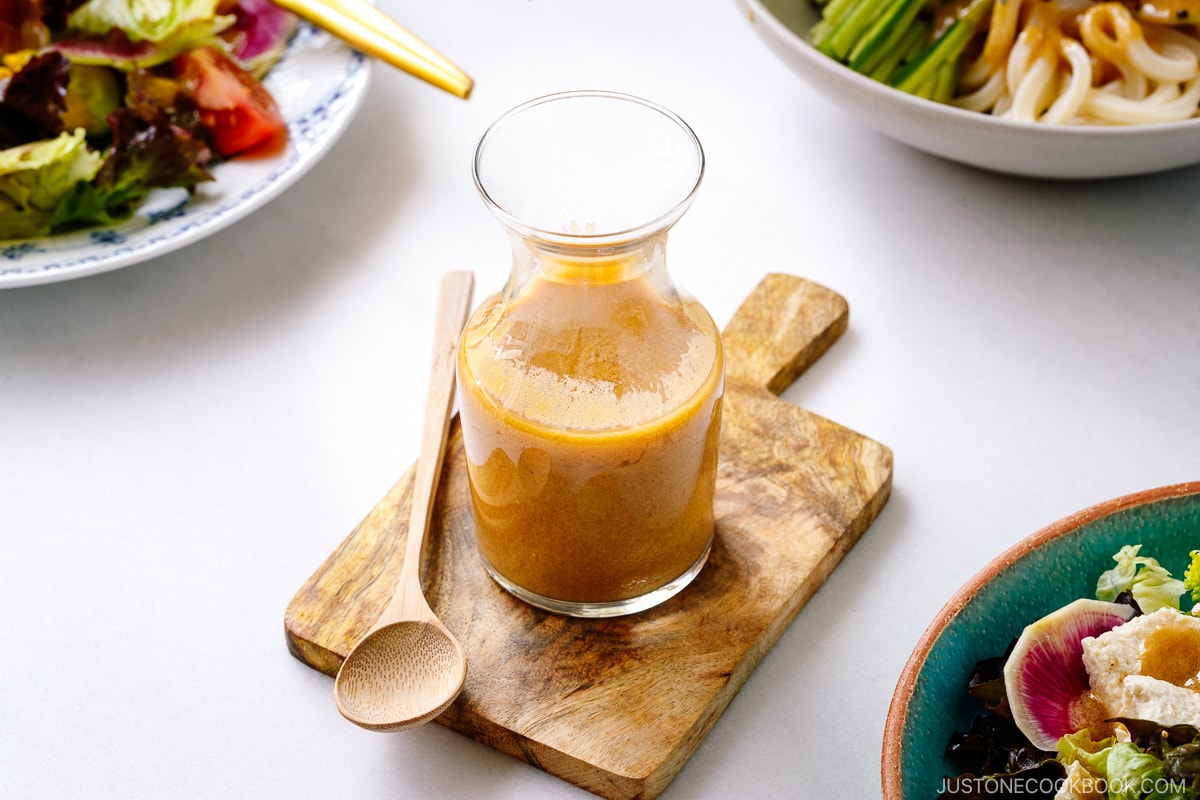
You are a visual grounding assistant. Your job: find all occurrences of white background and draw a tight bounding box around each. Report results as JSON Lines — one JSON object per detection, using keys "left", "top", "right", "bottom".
{"left": 2, "top": 1, "right": 1198, "bottom": 798}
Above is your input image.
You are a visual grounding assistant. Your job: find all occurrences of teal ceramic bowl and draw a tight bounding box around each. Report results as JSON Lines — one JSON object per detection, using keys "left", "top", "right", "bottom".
{"left": 882, "top": 482, "right": 1200, "bottom": 799}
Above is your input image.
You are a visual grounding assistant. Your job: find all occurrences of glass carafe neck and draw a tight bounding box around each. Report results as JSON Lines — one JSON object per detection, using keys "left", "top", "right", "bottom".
{"left": 508, "top": 229, "right": 670, "bottom": 288}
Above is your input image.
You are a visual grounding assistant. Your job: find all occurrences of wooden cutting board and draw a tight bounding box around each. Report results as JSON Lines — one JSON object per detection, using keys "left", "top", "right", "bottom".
{"left": 284, "top": 272, "right": 893, "bottom": 799}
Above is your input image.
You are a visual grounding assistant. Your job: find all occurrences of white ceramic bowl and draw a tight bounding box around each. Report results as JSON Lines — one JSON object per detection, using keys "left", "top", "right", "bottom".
{"left": 737, "top": 0, "right": 1200, "bottom": 179}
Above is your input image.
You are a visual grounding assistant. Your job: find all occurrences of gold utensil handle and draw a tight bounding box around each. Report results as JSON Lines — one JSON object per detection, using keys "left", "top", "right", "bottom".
{"left": 274, "top": 0, "right": 473, "bottom": 98}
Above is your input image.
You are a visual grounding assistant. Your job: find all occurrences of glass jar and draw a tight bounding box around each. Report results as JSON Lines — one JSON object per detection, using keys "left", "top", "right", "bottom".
{"left": 457, "top": 91, "right": 724, "bottom": 618}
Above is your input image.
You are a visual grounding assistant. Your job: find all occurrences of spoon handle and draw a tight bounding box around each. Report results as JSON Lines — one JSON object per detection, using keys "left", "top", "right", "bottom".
{"left": 389, "top": 270, "right": 475, "bottom": 623}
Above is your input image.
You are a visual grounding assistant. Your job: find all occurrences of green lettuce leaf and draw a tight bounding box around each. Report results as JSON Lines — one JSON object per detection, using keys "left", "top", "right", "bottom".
{"left": 0, "top": 86, "right": 215, "bottom": 238}
{"left": 0, "top": 129, "right": 103, "bottom": 239}
{"left": 1106, "top": 742, "right": 1167, "bottom": 799}
{"left": 48, "top": 100, "right": 213, "bottom": 231}
{"left": 1110, "top": 742, "right": 1196, "bottom": 800}
{"left": 1058, "top": 730, "right": 1198, "bottom": 800}
{"left": 1058, "top": 728, "right": 1115, "bottom": 776}
{"left": 58, "top": 0, "right": 235, "bottom": 67}
{"left": 67, "top": 0, "right": 232, "bottom": 42}
{"left": 1097, "top": 545, "right": 1186, "bottom": 614}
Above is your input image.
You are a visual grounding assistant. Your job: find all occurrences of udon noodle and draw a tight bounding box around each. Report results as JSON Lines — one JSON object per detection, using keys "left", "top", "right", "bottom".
{"left": 952, "top": 0, "right": 1200, "bottom": 123}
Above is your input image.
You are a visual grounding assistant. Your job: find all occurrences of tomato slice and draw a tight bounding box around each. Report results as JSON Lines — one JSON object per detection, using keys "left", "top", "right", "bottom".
{"left": 173, "top": 45, "right": 285, "bottom": 157}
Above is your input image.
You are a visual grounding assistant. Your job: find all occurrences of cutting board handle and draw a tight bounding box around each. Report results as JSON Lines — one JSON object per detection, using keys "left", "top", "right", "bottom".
{"left": 721, "top": 273, "right": 849, "bottom": 395}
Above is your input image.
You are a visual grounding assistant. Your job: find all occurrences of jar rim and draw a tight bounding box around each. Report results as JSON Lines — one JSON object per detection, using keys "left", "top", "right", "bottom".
{"left": 472, "top": 90, "right": 706, "bottom": 248}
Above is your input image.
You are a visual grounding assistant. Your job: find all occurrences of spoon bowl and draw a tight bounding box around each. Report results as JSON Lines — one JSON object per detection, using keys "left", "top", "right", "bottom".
{"left": 334, "top": 619, "right": 466, "bottom": 731}
{"left": 333, "top": 270, "right": 475, "bottom": 732}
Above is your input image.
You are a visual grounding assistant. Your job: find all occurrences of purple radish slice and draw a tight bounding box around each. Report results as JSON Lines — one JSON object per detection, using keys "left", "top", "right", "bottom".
{"left": 220, "top": 0, "right": 298, "bottom": 76}
{"left": 1003, "top": 598, "right": 1136, "bottom": 751}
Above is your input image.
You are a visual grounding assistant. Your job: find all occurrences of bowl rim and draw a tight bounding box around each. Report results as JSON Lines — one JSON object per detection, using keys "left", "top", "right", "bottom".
{"left": 740, "top": 0, "right": 1200, "bottom": 139}
{"left": 880, "top": 480, "right": 1200, "bottom": 799}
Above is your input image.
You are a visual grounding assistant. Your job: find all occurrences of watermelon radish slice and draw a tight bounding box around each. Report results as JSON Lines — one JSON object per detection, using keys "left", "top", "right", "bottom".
{"left": 1003, "top": 598, "right": 1137, "bottom": 750}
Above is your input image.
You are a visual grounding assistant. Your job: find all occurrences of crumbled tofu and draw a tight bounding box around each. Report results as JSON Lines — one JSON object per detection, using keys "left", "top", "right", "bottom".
{"left": 1081, "top": 607, "right": 1200, "bottom": 727}
{"left": 1123, "top": 674, "right": 1200, "bottom": 726}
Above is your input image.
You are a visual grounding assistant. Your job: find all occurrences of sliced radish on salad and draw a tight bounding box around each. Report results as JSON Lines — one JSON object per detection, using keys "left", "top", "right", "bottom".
{"left": 1003, "top": 598, "right": 1137, "bottom": 751}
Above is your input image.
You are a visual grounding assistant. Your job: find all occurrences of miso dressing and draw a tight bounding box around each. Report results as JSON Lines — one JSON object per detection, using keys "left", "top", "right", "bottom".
{"left": 458, "top": 264, "right": 723, "bottom": 606}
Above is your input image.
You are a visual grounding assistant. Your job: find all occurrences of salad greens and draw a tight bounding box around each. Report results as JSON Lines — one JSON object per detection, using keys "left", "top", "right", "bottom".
{"left": 63, "top": 0, "right": 234, "bottom": 66}
{"left": 0, "top": 129, "right": 103, "bottom": 239}
{"left": 809, "top": 0, "right": 993, "bottom": 102}
{"left": 0, "top": 0, "right": 296, "bottom": 239}
{"left": 938, "top": 547, "right": 1200, "bottom": 799}
{"left": 1097, "top": 545, "right": 1189, "bottom": 615}
{"left": 1185, "top": 553, "right": 1200, "bottom": 604}
{"left": 1057, "top": 727, "right": 1200, "bottom": 800}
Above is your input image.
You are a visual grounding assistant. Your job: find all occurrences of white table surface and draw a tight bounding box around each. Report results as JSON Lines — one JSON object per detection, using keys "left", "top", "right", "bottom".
{"left": 3, "top": 1, "right": 1198, "bottom": 797}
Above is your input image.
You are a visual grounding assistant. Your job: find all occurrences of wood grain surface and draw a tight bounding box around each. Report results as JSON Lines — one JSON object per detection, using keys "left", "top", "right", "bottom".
{"left": 284, "top": 272, "right": 894, "bottom": 799}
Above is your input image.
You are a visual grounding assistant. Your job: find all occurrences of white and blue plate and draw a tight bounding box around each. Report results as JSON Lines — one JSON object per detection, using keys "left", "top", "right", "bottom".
{"left": 0, "top": 24, "right": 371, "bottom": 289}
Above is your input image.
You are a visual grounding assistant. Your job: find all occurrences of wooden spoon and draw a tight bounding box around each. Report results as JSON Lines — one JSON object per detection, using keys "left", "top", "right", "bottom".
{"left": 334, "top": 270, "right": 474, "bottom": 732}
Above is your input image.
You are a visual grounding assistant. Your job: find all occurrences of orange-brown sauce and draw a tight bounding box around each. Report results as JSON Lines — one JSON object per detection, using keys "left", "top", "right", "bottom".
{"left": 1069, "top": 692, "right": 1119, "bottom": 740}
{"left": 976, "top": 0, "right": 1096, "bottom": 72}
{"left": 458, "top": 266, "right": 723, "bottom": 604}
{"left": 1141, "top": 624, "right": 1200, "bottom": 689}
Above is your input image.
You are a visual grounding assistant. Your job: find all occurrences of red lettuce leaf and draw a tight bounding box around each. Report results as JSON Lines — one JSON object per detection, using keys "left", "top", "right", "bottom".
{"left": 40, "top": 0, "right": 88, "bottom": 34}
{"left": 1110, "top": 717, "right": 1200, "bottom": 755}
{"left": 939, "top": 646, "right": 1064, "bottom": 799}
{"left": 936, "top": 761, "right": 1065, "bottom": 799}
{"left": 94, "top": 70, "right": 214, "bottom": 197}
{"left": 1164, "top": 742, "right": 1200, "bottom": 783}
{"left": 48, "top": 28, "right": 164, "bottom": 67}
{"left": 966, "top": 639, "right": 1016, "bottom": 714}
{"left": 0, "top": 0, "right": 51, "bottom": 50}
{"left": 0, "top": 51, "right": 69, "bottom": 148}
